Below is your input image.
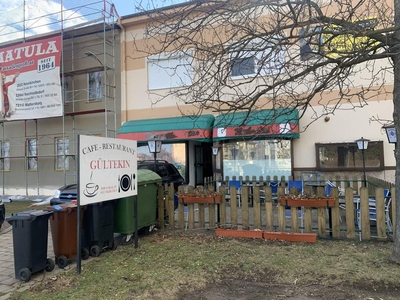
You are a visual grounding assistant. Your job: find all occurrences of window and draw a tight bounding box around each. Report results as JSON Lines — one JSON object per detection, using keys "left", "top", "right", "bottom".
{"left": 147, "top": 51, "right": 193, "bottom": 90}
{"left": 55, "top": 137, "right": 69, "bottom": 170}
{"left": 0, "top": 140, "right": 10, "bottom": 171}
{"left": 222, "top": 140, "right": 292, "bottom": 179}
{"left": 316, "top": 141, "right": 384, "bottom": 171}
{"left": 88, "top": 71, "right": 102, "bottom": 101}
{"left": 299, "top": 26, "right": 323, "bottom": 61}
{"left": 230, "top": 38, "right": 285, "bottom": 78}
{"left": 26, "top": 139, "right": 37, "bottom": 171}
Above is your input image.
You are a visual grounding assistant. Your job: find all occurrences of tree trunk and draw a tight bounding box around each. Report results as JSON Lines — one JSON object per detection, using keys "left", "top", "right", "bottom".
{"left": 391, "top": 0, "right": 400, "bottom": 263}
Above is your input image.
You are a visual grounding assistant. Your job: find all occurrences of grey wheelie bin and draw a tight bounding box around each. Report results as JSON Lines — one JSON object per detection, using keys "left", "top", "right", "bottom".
{"left": 6, "top": 210, "right": 55, "bottom": 282}
{"left": 114, "top": 169, "right": 161, "bottom": 244}
{"left": 83, "top": 200, "right": 118, "bottom": 257}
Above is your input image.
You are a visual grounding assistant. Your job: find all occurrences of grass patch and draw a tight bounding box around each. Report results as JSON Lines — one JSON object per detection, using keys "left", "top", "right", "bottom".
{"left": 9, "top": 231, "right": 400, "bottom": 300}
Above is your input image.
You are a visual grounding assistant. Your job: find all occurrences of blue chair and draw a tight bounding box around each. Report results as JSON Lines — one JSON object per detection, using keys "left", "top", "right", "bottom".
{"left": 227, "top": 180, "right": 242, "bottom": 207}
{"left": 287, "top": 180, "right": 303, "bottom": 194}
{"left": 269, "top": 182, "right": 279, "bottom": 194}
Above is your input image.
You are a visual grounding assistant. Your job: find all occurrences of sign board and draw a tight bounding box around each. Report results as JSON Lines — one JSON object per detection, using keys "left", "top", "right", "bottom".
{"left": 79, "top": 135, "right": 137, "bottom": 205}
{"left": 0, "top": 35, "right": 63, "bottom": 120}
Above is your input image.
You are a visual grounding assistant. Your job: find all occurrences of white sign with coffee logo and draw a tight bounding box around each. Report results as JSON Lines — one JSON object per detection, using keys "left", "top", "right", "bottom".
{"left": 79, "top": 135, "right": 137, "bottom": 205}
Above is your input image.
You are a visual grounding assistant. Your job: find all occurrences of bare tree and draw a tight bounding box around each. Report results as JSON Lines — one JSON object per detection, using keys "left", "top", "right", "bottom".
{"left": 130, "top": 0, "right": 400, "bottom": 261}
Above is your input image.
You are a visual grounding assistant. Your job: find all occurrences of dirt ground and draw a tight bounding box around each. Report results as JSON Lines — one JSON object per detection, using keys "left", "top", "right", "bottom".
{"left": 178, "top": 278, "right": 400, "bottom": 300}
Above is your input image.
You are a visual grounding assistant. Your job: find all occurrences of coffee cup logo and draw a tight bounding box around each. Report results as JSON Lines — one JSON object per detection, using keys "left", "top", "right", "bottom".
{"left": 84, "top": 182, "right": 99, "bottom": 197}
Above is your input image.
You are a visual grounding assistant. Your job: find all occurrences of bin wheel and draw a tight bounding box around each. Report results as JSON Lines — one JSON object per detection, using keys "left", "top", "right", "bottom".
{"left": 45, "top": 258, "right": 55, "bottom": 272}
{"left": 90, "top": 245, "right": 101, "bottom": 257}
{"left": 121, "top": 235, "right": 133, "bottom": 245}
{"left": 110, "top": 238, "right": 118, "bottom": 251}
{"left": 81, "top": 248, "right": 90, "bottom": 260}
{"left": 57, "top": 256, "right": 69, "bottom": 269}
{"left": 19, "top": 268, "right": 31, "bottom": 282}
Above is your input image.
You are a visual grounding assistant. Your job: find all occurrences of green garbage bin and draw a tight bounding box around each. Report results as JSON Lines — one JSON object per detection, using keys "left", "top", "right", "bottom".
{"left": 114, "top": 169, "right": 161, "bottom": 244}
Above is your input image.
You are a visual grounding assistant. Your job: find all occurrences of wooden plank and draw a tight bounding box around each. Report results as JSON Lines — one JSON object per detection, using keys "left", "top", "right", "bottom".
{"left": 253, "top": 186, "right": 261, "bottom": 229}
{"left": 198, "top": 203, "right": 205, "bottom": 229}
{"left": 345, "top": 187, "right": 355, "bottom": 239}
{"left": 375, "top": 187, "right": 386, "bottom": 238}
{"left": 277, "top": 186, "right": 285, "bottom": 231}
{"left": 291, "top": 206, "right": 299, "bottom": 233}
{"left": 188, "top": 203, "right": 195, "bottom": 230}
{"left": 178, "top": 201, "right": 184, "bottom": 230}
{"left": 230, "top": 185, "right": 238, "bottom": 228}
{"left": 360, "top": 187, "right": 371, "bottom": 240}
{"left": 317, "top": 207, "right": 326, "bottom": 237}
{"left": 209, "top": 204, "right": 216, "bottom": 228}
{"left": 303, "top": 207, "right": 312, "bottom": 233}
{"left": 265, "top": 186, "right": 273, "bottom": 231}
{"left": 168, "top": 184, "right": 175, "bottom": 229}
{"left": 331, "top": 187, "right": 341, "bottom": 238}
{"left": 219, "top": 185, "right": 227, "bottom": 228}
{"left": 242, "top": 186, "right": 249, "bottom": 229}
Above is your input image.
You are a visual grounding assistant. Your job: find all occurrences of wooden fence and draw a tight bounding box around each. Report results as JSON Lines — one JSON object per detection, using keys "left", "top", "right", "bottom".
{"left": 157, "top": 180, "right": 396, "bottom": 241}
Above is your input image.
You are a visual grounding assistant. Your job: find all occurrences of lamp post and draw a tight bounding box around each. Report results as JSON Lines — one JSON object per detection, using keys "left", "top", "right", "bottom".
{"left": 356, "top": 137, "right": 369, "bottom": 188}
{"left": 148, "top": 138, "right": 162, "bottom": 172}
{"left": 212, "top": 145, "right": 220, "bottom": 224}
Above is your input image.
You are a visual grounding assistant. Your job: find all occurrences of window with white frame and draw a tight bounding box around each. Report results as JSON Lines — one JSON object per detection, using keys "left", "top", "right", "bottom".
{"left": 0, "top": 140, "right": 10, "bottom": 171}
{"left": 147, "top": 51, "right": 193, "bottom": 90}
{"left": 230, "top": 37, "right": 285, "bottom": 78}
{"left": 26, "top": 139, "right": 37, "bottom": 171}
{"left": 55, "top": 137, "right": 69, "bottom": 170}
{"left": 88, "top": 71, "right": 102, "bottom": 101}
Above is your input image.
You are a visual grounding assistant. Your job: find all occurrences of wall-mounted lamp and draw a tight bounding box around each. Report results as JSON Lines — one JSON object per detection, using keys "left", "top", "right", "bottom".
{"left": 383, "top": 124, "right": 396, "bottom": 144}
{"left": 148, "top": 138, "right": 162, "bottom": 172}
{"left": 212, "top": 146, "right": 219, "bottom": 156}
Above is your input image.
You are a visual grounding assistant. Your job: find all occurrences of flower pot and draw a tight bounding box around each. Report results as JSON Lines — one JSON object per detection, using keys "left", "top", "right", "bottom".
{"left": 179, "top": 194, "right": 222, "bottom": 204}
{"left": 262, "top": 231, "right": 317, "bottom": 243}
{"left": 280, "top": 197, "right": 335, "bottom": 207}
{"left": 215, "top": 228, "right": 263, "bottom": 239}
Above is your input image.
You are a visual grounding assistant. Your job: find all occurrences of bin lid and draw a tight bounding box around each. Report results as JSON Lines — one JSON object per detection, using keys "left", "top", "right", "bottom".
{"left": 44, "top": 202, "right": 79, "bottom": 213}
{"left": 6, "top": 209, "right": 53, "bottom": 222}
{"left": 137, "top": 169, "right": 162, "bottom": 185}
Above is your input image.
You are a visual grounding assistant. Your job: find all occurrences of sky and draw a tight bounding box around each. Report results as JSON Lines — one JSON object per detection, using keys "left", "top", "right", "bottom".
{"left": 0, "top": 0, "right": 187, "bottom": 43}
{"left": 111, "top": 0, "right": 187, "bottom": 16}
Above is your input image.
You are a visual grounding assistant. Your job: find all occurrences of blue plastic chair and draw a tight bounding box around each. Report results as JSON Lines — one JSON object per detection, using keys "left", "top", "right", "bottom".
{"left": 227, "top": 180, "right": 242, "bottom": 207}
{"left": 287, "top": 180, "right": 303, "bottom": 194}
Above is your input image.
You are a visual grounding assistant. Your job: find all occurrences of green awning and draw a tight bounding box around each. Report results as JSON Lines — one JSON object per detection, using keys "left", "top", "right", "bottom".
{"left": 117, "top": 114, "right": 215, "bottom": 144}
{"left": 213, "top": 108, "right": 299, "bottom": 141}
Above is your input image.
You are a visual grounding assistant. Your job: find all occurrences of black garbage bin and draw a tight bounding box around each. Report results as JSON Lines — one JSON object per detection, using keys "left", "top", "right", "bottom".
{"left": 83, "top": 200, "right": 117, "bottom": 257}
{"left": 6, "top": 210, "right": 55, "bottom": 282}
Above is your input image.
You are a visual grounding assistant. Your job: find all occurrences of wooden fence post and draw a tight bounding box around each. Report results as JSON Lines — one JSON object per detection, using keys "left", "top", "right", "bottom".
{"left": 331, "top": 187, "right": 341, "bottom": 238}
{"left": 360, "top": 187, "right": 371, "bottom": 240}
{"left": 264, "top": 185, "right": 274, "bottom": 232}
{"left": 345, "top": 187, "right": 355, "bottom": 239}
{"left": 277, "top": 186, "right": 285, "bottom": 232}
{"left": 219, "top": 185, "right": 226, "bottom": 228}
{"left": 241, "top": 185, "right": 249, "bottom": 230}
{"left": 375, "top": 187, "right": 386, "bottom": 238}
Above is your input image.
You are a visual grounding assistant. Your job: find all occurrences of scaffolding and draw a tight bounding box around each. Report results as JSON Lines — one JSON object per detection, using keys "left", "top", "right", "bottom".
{"left": 0, "top": 0, "right": 120, "bottom": 196}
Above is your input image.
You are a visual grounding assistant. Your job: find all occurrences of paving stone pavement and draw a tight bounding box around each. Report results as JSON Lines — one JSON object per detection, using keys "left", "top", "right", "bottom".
{"left": 0, "top": 219, "right": 78, "bottom": 300}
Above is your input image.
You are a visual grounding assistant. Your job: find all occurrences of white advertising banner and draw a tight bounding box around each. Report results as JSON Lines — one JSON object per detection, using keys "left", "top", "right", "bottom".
{"left": 79, "top": 135, "right": 137, "bottom": 205}
{"left": 0, "top": 35, "right": 63, "bottom": 120}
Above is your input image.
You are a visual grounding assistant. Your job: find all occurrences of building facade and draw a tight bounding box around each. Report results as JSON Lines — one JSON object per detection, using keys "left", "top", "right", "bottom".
{"left": 118, "top": 2, "right": 395, "bottom": 188}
